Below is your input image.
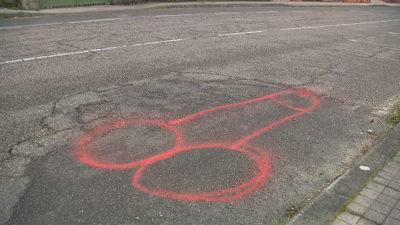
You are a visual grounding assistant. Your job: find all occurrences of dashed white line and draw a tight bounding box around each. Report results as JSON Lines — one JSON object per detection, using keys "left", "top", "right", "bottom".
{"left": 281, "top": 19, "right": 400, "bottom": 31}
{"left": 4, "top": 17, "right": 397, "bottom": 64}
{"left": 0, "top": 23, "right": 63, "bottom": 30}
{"left": 0, "top": 11, "right": 280, "bottom": 30}
{"left": 218, "top": 31, "right": 264, "bottom": 37}
{"left": 68, "top": 18, "right": 125, "bottom": 24}
{"left": 0, "top": 29, "right": 266, "bottom": 65}
{"left": 214, "top": 12, "right": 241, "bottom": 15}
{"left": 0, "top": 39, "right": 183, "bottom": 65}
{"left": 255, "top": 11, "right": 277, "bottom": 13}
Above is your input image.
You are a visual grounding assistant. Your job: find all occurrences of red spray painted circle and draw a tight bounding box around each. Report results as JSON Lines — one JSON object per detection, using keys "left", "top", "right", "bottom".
{"left": 75, "top": 120, "right": 184, "bottom": 169}
{"left": 132, "top": 144, "right": 270, "bottom": 202}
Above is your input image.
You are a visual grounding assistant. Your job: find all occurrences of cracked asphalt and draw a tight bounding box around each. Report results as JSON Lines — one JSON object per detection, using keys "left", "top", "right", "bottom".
{"left": 1, "top": 6, "right": 400, "bottom": 224}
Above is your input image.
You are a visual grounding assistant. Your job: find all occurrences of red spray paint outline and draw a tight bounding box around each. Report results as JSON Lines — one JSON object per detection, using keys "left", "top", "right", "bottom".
{"left": 75, "top": 90, "right": 318, "bottom": 202}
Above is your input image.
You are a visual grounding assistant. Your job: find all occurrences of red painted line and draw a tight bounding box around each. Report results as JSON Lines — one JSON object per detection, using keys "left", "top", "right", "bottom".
{"left": 168, "top": 90, "right": 298, "bottom": 125}
{"left": 270, "top": 97, "right": 305, "bottom": 112}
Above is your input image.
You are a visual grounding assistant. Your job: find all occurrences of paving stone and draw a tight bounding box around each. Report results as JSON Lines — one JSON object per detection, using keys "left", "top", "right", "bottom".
{"left": 389, "top": 208, "right": 400, "bottom": 220}
{"left": 331, "top": 218, "right": 351, "bottom": 225}
{"left": 337, "top": 211, "right": 360, "bottom": 224}
{"left": 392, "top": 156, "right": 400, "bottom": 163}
{"left": 366, "top": 181, "right": 385, "bottom": 192}
{"left": 387, "top": 161, "right": 400, "bottom": 169}
{"left": 370, "top": 201, "right": 393, "bottom": 215}
{"left": 376, "top": 193, "right": 398, "bottom": 207}
{"left": 378, "top": 171, "right": 396, "bottom": 180}
{"left": 354, "top": 195, "right": 374, "bottom": 207}
{"left": 383, "top": 217, "right": 400, "bottom": 225}
{"left": 382, "top": 165, "right": 400, "bottom": 175}
{"left": 396, "top": 201, "right": 400, "bottom": 210}
{"left": 363, "top": 209, "right": 386, "bottom": 224}
{"left": 360, "top": 188, "right": 380, "bottom": 200}
{"left": 374, "top": 176, "right": 391, "bottom": 185}
{"left": 388, "top": 180, "right": 400, "bottom": 191}
{"left": 382, "top": 187, "right": 400, "bottom": 199}
{"left": 348, "top": 202, "right": 368, "bottom": 215}
{"left": 393, "top": 175, "right": 400, "bottom": 183}
{"left": 356, "top": 218, "right": 377, "bottom": 225}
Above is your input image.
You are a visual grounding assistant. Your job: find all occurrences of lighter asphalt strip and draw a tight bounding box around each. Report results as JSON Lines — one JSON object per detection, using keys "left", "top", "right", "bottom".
{"left": 281, "top": 19, "right": 400, "bottom": 30}
{"left": 0, "top": 39, "right": 183, "bottom": 65}
{"left": 0, "top": 30, "right": 266, "bottom": 65}
{"left": 1, "top": 17, "right": 400, "bottom": 65}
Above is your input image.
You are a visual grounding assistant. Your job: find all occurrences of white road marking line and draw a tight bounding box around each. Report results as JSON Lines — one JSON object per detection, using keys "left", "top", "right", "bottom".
{"left": 281, "top": 19, "right": 400, "bottom": 31}
{"left": 68, "top": 18, "right": 125, "bottom": 24}
{"left": 0, "top": 23, "right": 63, "bottom": 30}
{"left": 0, "top": 39, "right": 183, "bottom": 65}
{"left": 218, "top": 31, "right": 264, "bottom": 36}
{"left": 23, "top": 57, "right": 36, "bottom": 61}
{"left": 0, "top": 11, "right": 279, "bottom": 30}
{"left": 214, "top": 12, "right": 241, "bottom": 15}
{"left": 153, "top": 15, "right": 178, "bottom": 17}
{"left": 4, "top": 59, "right": 23, "bottom": 63}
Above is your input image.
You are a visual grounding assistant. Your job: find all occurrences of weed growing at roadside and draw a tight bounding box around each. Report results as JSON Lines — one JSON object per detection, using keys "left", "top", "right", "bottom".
{"left": 270, "top": 213, "right": 290, "bottom": 225}
{"left": 1, "top": 4, "right": 24, "bottom": 10}
{"left": 285, "top": 199, "right": 302, "bottom": 219}
{"left": 269, "top": 200, "right": 303, "bottom": 225}
{"left": 387, "top": 99, "right": 400, "bottom": 128}
{"left": 1, "top": 14, "right": 12, "bottom": 19}
{"left": 0, "top": 13, "right": 27, "bottom": 19}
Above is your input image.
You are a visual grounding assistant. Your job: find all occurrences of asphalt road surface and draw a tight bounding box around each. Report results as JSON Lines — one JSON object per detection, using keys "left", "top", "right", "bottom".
{"left": 1, "top": 6, "right": 400, "bottom": 225}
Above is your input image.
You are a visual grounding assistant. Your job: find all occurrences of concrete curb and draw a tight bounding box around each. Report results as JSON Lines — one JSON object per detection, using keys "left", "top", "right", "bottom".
{"left": 288, "top": 123, "right": 400, "bottom": 225}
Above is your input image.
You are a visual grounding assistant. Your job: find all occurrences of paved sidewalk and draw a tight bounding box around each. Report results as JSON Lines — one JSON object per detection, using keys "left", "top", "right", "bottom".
{"left": 0, "top": 0, "right": 399, "bottom": 16}
{"left": 289, "top": 123, "right": 400, "bottom": 225}
{"left": 330, "top": 149, "right": 400, "bottom": 224}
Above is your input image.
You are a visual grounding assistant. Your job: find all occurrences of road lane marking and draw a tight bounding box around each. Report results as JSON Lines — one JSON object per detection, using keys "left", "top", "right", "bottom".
{"left": 218, "top": 31, "right": 264, "bottom": 36}
{"left": 68, "top": 18, "right": 125, "bottom": 24}
{"left": 281, "top": 19, "right": 400, "bottom": 30}
{"left": 4, "top": 17, "right": 398, "bottom": 64}
{"left": 0, "top": 39, "right": 183, "bottom": 65}
{"left": 0, "top": 29, "right": 265, "bottom": 65}
{"left": 0, "top": 23, "right": 63, "bottom": 30}
{"left": 0, "top": 10, "right": 278, "bottom": 30}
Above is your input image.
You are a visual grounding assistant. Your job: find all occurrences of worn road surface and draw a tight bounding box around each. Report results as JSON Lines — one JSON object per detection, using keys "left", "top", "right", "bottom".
{"left": 1, "top": 6, "right": 400, "bottom": 224}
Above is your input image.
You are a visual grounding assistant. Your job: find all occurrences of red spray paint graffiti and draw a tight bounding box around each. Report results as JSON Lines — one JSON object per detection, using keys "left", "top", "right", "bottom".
{"left": 75, "top": 90, "right": 318, "bottom": 202}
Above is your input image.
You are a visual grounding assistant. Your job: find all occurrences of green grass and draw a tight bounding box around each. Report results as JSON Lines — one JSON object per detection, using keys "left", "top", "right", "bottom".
{"left": 1, "top": 3, "right": 26, "bottom": 19}
{"left": 0, "top": 14, "right": 13, "bottom": 19}
{"left": 387, "top": 99, "right": 400, "bottom": 128}
{"left": 269, "top": 200, "right": 303, "bottom": 225}
{"left": 270, "top": 213, "right": 290, "bottom": 225}
{"left": 285, "top": 199, "right": 302, "bottom": 219}
{"left": 1, "top": 3, "right": 25, "bottom": 10}
{"left": 0, "top": 12, "right": 27, "bottom": 19}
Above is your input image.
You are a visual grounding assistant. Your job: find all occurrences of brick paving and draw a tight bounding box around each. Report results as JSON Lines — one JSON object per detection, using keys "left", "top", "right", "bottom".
{"left": 331, "top": 150, "right": 400, "bottom": 225}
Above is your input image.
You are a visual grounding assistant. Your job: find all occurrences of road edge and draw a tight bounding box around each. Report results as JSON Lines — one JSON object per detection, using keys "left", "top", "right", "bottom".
{"left": 288, "top": 123, "right": 400, "bottom": 225}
